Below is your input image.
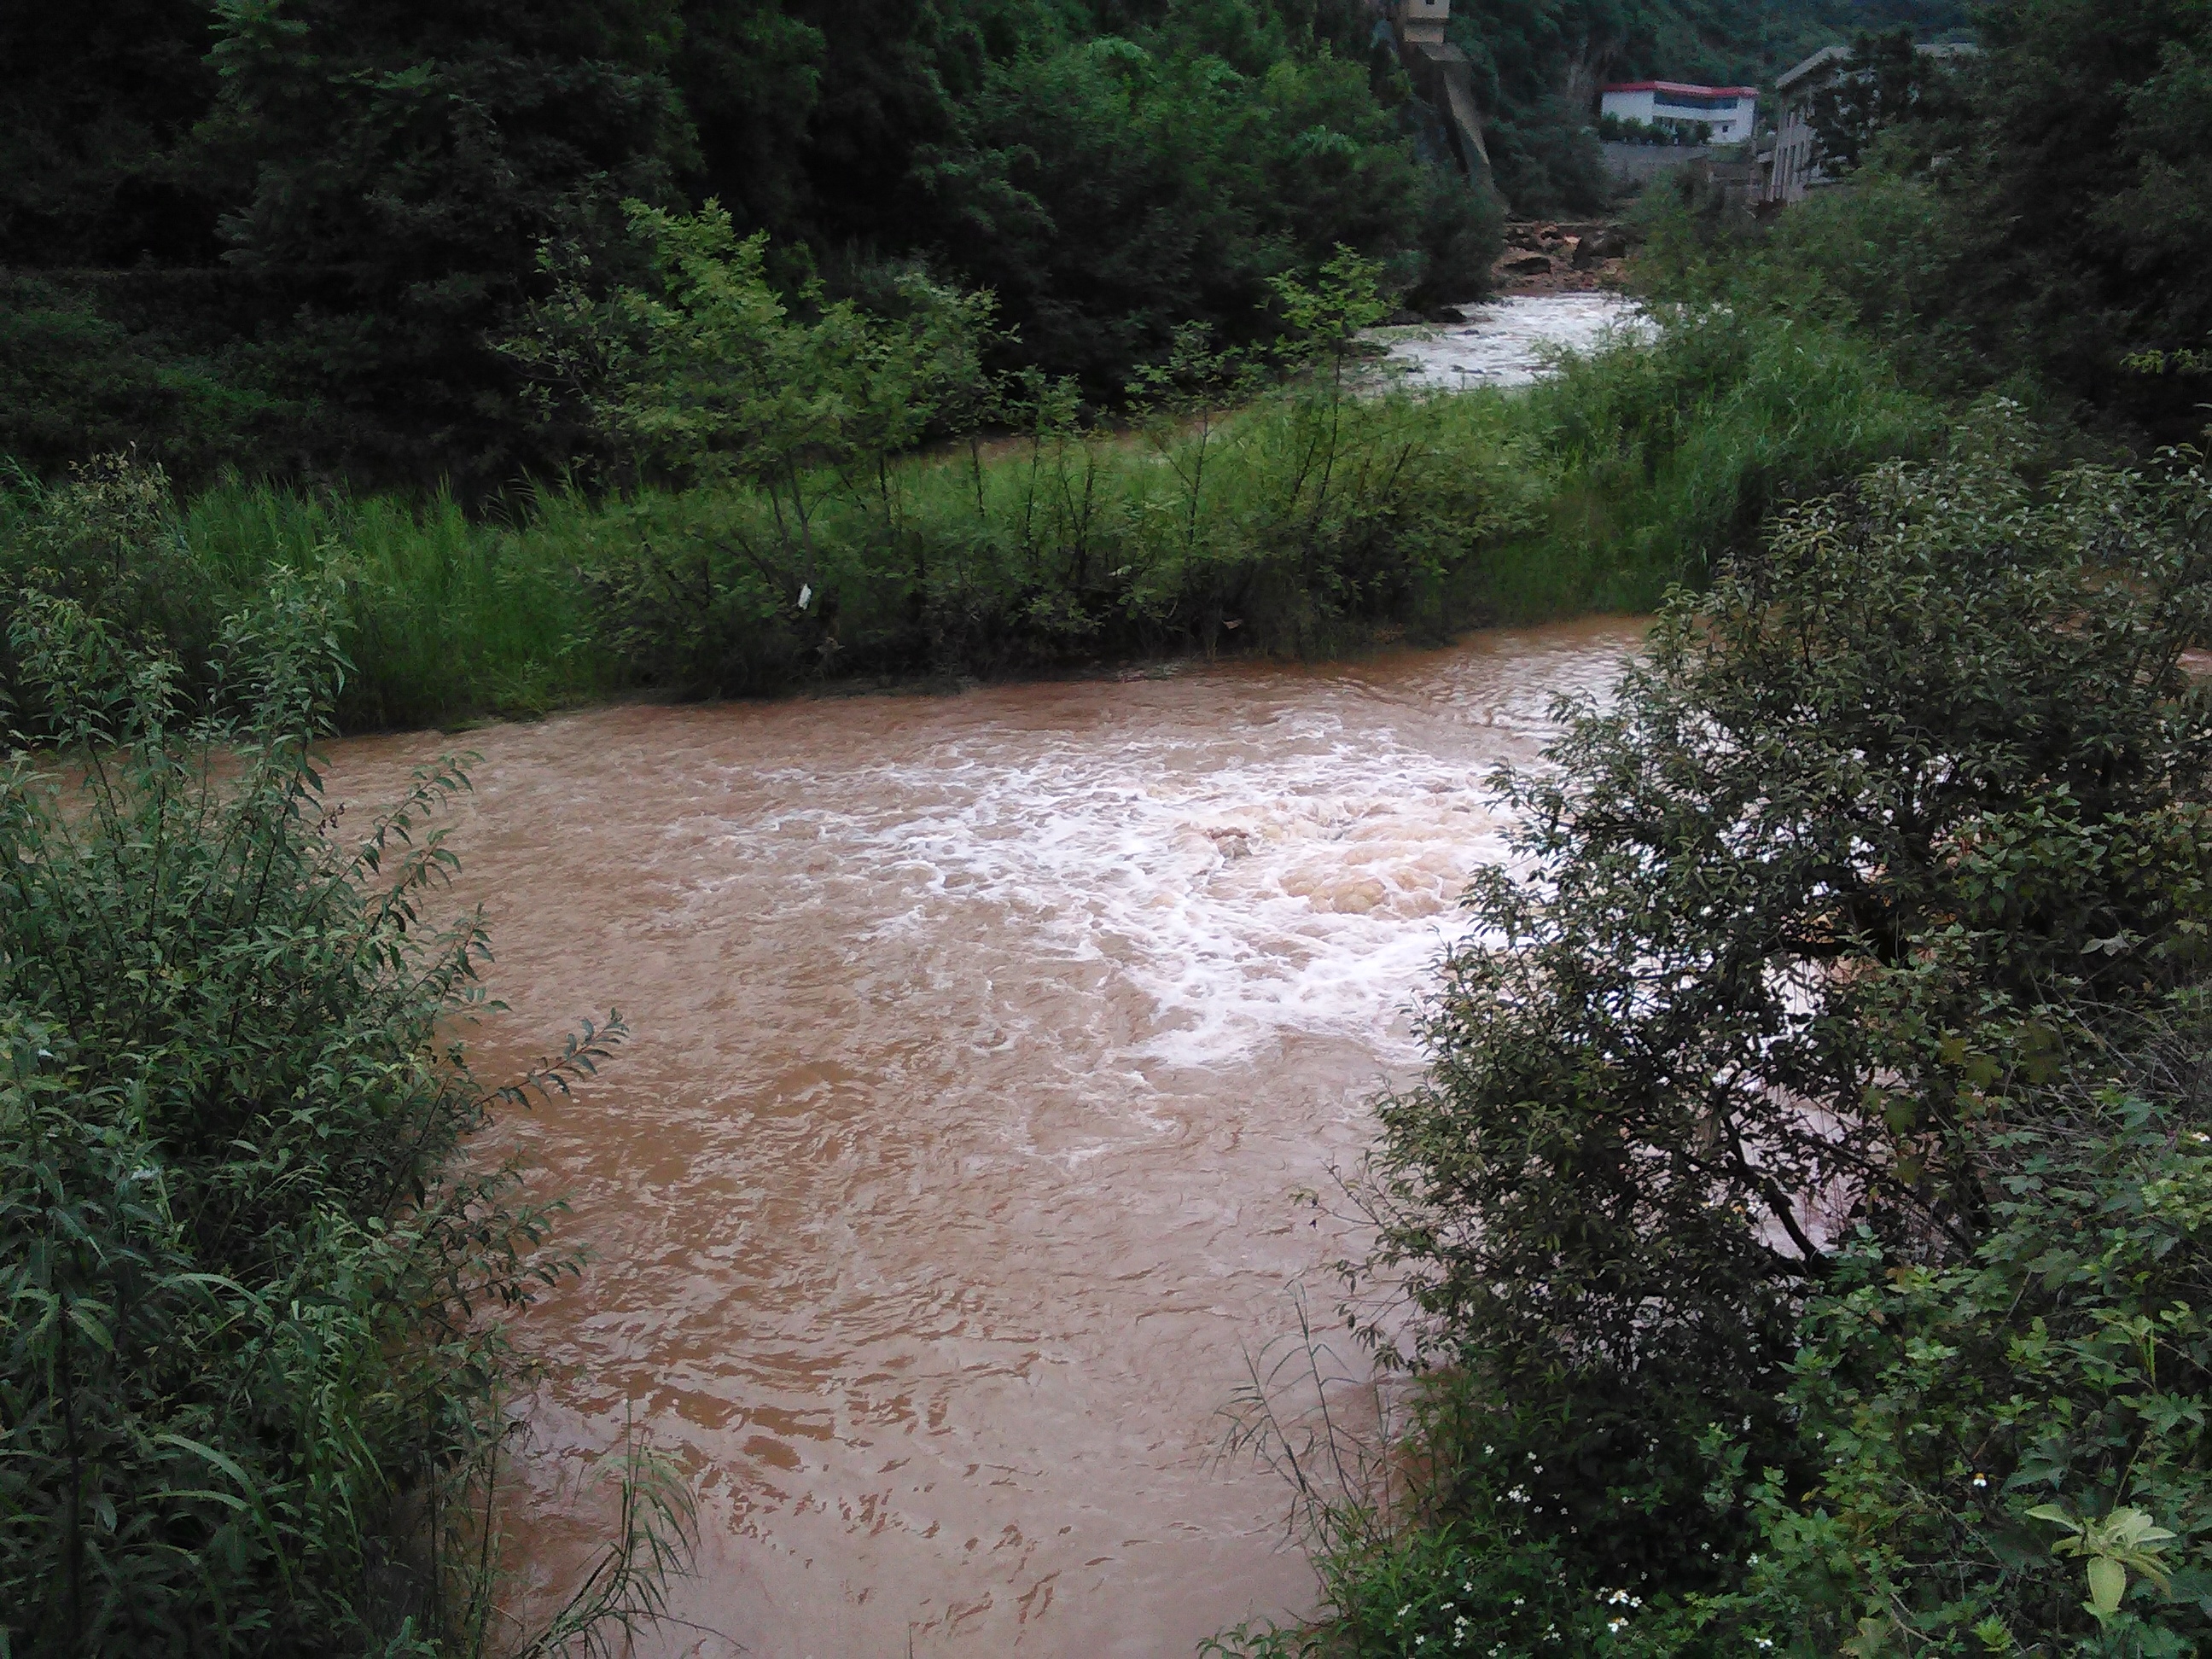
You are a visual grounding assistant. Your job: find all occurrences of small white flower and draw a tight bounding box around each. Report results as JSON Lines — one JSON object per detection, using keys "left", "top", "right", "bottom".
{"left": 1756, "top": 1640, "right": 1775, "bottom": 1651}
{"left": 1609, "top": 1619, "right": 1627, "bottom": 1635}
{"left": 1971, "top": 1473, "right": 1988, "bottom": 1489}
{"left": 1399, "top": 1604, "right": 1414, "bottom": 1621}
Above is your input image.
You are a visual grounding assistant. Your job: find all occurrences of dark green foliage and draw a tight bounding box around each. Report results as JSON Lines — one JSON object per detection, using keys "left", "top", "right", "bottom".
{"left": 1716, "top": 1080, "right": 2212, "bottom": 1652}
{"left": 0, "top": 279, "right": 289, "bottom": 485}
{"left": 1346, "top": 436, "right": 2212, "bottom": 1610}
{"left": 0, "top": 0, "right": 1494, "bottom": 487}
{"left": 0, "top": 0, "right": 226, "bottom": 270}
{"left": 923, "top": 31, "right": 1498, "bottom": 391}
{"left": 197, "top": 0, "right": 694, "bottom": 485}
{"left": 0, "top": 574, "right": 643, "bottom": 1648}
{"left": 1970, "top": 0, "right": 2212, "bottom": 439}
{"left": 1804, "top": 28, "right": 1970, "bottom": 177}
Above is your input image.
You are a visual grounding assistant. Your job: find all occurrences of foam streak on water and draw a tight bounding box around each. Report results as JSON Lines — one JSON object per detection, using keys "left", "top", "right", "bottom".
{"left": 322, "top": 619, "right": 1638, "bottom": 1657}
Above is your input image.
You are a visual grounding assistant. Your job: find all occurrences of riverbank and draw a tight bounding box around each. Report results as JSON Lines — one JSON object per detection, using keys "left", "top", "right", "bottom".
{"left": 1, "top": 295, "right": 1937, "bottom": 736}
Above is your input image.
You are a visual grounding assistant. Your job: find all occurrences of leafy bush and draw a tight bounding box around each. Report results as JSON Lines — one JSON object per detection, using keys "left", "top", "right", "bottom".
{"left": 0, "top": 573, "right": 661, "bottom": 1648}
{"left": 1329, "top": 429, "right": 2212, "bottom": 1620}
{"left": 1714, "top": 1076, "right": 2212, "bottom": 1654}
{"left": 0, "top": 452, "right": 220, "bottom": 700}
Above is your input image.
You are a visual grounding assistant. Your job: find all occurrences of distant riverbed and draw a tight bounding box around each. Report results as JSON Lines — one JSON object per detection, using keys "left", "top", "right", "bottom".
{"left": 1371, "top": 290, "right": 1647, "bottom": 390}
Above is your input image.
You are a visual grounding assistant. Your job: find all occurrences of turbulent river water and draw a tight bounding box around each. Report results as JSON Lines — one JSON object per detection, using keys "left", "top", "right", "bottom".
{"left": 321, "top": 297, "right": 1644, "bottom": 1656}
{"left": 324, "top": 620, "right": 1637, "bottom": 1656}
{"left": 1373, "top": 290, "right": 1645, "bottom": 390}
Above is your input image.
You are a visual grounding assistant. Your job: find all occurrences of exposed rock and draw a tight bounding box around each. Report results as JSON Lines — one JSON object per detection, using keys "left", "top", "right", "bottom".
{"left": 1497, "top": 252, "right": 1553, "bottom": 276}
{"left": 1573, "top": 227, "right": 1627, "bottom": 267}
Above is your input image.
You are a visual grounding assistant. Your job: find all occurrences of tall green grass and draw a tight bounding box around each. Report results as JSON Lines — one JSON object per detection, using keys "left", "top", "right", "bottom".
{"left": 3, "top": 302, "right": 1942, "bottom": 731}
{"left": 181, "top": 486, "right": 608, "bottom": 731}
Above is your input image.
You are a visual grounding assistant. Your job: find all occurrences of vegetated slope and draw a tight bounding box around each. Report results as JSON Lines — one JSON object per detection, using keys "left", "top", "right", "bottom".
{"left": 1639, "top": 0, "right": 2212, "bottom": 448}
{"left": 0, "top": 0, "right": 1494, "bottom": 491}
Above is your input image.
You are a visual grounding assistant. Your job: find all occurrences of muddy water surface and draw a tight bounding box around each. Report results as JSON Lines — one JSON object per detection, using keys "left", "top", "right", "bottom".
{"left": 326, "top": 619, "right": 1639, "bottom": 1656}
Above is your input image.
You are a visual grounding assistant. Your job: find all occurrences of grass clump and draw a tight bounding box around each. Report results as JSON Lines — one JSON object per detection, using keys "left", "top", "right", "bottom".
{"left": 0, "top": 268, "right": 1945, "bottom": 732}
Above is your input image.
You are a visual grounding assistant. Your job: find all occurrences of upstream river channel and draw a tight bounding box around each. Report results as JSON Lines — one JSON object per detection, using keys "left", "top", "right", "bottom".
{"left": 323, "top": 620, "right": 1637, "bottom": 1656}
{"left": 323, "top": 297, "right": 1644, "bottom": 1656}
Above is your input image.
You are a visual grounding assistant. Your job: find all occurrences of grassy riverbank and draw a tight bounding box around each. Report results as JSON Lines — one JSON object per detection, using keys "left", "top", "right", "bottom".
{"left": 2, "top": 299, "right": 1936, "bottom": 734}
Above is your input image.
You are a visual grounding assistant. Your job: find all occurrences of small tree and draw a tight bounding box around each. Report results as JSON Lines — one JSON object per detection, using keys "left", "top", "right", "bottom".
{"left": 504, "top": 201, "right": 998, "bottom": 605}
{"left": 1266, "top": 247, "right": 1390, "bottom": 531}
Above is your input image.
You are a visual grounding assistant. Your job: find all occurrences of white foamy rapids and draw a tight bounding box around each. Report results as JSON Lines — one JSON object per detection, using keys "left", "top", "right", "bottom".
{"left": 879, "top": 736, "right": 1498, "bottom": 1070}
{"left": 1376, "top": 290, "right": 1650, "bottom": 390}
{"left": 719, "top": 681, "right": 1574, "bottom": 1086}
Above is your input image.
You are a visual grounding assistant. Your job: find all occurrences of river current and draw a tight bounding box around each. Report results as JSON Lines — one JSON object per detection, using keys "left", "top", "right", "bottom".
{"left": 320, "top": 295, "right": 1644, "bottom": 1656}
{"left": 324, "top": 620, "right": 1635, "bottom": 1656}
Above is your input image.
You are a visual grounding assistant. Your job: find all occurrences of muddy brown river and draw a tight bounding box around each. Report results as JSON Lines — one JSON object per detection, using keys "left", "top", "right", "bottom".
{"left": 324, "top": 618, "right": 1638, "bottom": 1656}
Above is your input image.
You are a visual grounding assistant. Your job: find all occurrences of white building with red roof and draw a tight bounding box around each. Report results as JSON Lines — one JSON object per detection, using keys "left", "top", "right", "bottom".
{"left": 1598, "top": 80, "right": 1760, "bottom": 144}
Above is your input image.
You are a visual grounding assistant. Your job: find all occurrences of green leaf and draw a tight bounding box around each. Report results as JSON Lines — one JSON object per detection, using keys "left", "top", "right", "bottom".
{"left": 2087, "top": 1554, "right": 2128, "bottom": 1616}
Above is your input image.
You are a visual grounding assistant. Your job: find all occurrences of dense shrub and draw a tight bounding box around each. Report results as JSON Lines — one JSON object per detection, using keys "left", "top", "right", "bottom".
{"left": 1718, "top": 1077, "right": 2212, "bottom": 1653}
{"left": 1209, "top": 434, "right": 2212, "bottom": 1656}
{"left": 0, "top": 579, "right": 661, "bottom": 1649}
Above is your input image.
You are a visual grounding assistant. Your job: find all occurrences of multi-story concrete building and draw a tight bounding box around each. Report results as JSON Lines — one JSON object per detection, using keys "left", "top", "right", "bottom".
{"left": 1598, "top": 81, "right": 1760, "bottom": 145}
{"left": 1762, "top": 40, "right": 1977, "bottom": 203}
